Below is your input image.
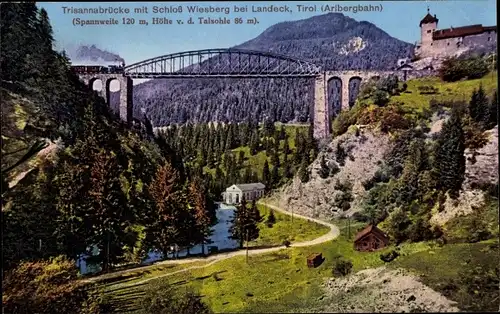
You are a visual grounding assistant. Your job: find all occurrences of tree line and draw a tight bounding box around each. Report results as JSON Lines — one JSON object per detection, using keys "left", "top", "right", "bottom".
{"left": 157, "top": 120, "right": 318, "bottom": 197}
{"left": 356, "top": 84, "right": 497, "bottom": 245}
{"left": 1, "top": 3, "right": 215, "bottom": 313}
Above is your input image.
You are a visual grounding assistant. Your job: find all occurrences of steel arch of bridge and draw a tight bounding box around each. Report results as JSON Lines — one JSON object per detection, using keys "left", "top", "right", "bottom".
{"left": 124, "top": 48, "right": 322, "bottom": 78}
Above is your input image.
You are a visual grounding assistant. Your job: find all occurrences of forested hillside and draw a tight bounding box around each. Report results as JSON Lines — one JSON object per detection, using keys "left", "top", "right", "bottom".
{"left": 157, "top": 121, "right": 317, "bottom": 198}
{"left": 130, "top": 13, "right": 415, "bottom": 125}
{"left": 1, "top": 4, "right": 213, "bottom": 313}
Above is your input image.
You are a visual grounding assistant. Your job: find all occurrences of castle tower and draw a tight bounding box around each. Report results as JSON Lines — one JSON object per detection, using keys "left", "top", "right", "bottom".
{"left": 419, "top": 7, "right": 439, "bottom": 48}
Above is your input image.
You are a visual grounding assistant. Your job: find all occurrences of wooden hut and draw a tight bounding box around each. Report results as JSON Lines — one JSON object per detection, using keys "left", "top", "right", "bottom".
{"left": 306, "top": 253, "right": 323, "bottom": 268}
{"left": 353, "top": 225, "right": 389, "bottom": 252}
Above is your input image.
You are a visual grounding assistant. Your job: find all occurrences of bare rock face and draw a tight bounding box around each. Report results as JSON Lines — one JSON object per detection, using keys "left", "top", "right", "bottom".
{"left": 318, "top": 266, "right": 460, "bottom": 313}
{"left": 430, "top": 190, "right": 486, "bottom": 226}
{"left": 268, "top": 127, "right": 392, "bottom": 220}
{"left": 430, "top": 125, "right": 498, "bottom": 226}
{"left": 464, "top": 125, "right": 498, "bottom": 189}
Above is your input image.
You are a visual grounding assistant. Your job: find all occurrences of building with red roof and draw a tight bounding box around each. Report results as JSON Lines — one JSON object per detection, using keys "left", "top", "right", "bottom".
{"left": 415, "top": 8, "right": 496, "bottom": 58}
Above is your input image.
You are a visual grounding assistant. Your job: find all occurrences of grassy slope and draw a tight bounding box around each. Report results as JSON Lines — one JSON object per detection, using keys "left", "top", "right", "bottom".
{"left": 250, "top": 204, "right": 330, "bottom": 247}
{"left": 101, "top": 74, "right": 499, "bottom": 312}
{"left": 101, "top": 221, "right": 429, "bottom": 313}
{"left": 102, "top": 220, "right": 497, "bottom": 313}
{"left": 390, "top": 240, "right": 499, "bottom": 312}
{"left": 392, "top": 71, "right": 497, "bottom": 115}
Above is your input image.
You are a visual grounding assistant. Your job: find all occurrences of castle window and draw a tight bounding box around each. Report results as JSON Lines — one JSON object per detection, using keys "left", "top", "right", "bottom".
{"left": 488, "top": 37, "right": 491, "bottom": 41}
{"left": 427, "top": 30, "right": 431, "bottom": 33}
{"left": 430, "top": 43, "right": 433, "bottom": 46}
{"left": 447, "top": 42, "right": 450, "bottom": 46}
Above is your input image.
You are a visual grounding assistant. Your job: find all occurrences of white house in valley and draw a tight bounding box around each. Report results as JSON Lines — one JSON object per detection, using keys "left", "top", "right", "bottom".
{"left": 222, "top": 183, "right": 265, "bottom": 204}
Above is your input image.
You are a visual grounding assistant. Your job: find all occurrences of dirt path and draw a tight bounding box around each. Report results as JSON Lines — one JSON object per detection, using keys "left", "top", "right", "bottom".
{"left": 82, "top": 201, "right": 339, "bottom": 286}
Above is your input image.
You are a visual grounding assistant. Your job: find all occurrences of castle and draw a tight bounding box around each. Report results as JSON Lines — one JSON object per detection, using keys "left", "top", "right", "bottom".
{"left": 414, "top": 8, "right": 497, "bottom": 58}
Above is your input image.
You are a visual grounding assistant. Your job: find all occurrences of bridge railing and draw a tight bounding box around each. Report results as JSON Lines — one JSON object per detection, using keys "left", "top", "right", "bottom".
{"left": 124, "top": 48, "right": 322, "bottom": 77}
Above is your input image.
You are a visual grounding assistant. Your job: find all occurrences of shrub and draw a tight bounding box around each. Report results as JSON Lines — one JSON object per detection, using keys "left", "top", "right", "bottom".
{"left": 436, "top": 237, "right": 446, "bottom": 247}
{"left": 318, "top": 155, "right": 330, "bottom": 179}
{"left": 439, "top": 56, "right": 489, "bottom": 82}
{"left": 2, "top": 256, "right": 105, "bottom": 314}
{"left": 379, "top": 107, "right": 411, "bottom": 133}
{"left": 380, "top": 249, "right": 400, "bottom": 262}
{"left": 283, "top": 240, "right": 291, "bottom": 247}
{"left": 417, "top": 85, "right": 439, "bottom": 95}
{"left": 334, "top": 180, "right": 353, "bottom": 193}
{"left": 332, "top": 110, "right": 354, "bottom": 136}
{"left": 266, "top": 209, "right": 276, "bottom": 227}
{"left": 408, "top": 217, "right": 435, "bottom": 242}
{"left": 386, "top": 207, "right": 411, "bottom": 244}
{"left": 142, "top": 285, "right": 211, "bottom": 314}
{"left": 330, "top": 161, "right": 340, "bottom": 176}
{"left": 335, "top": 143, "right": 347, "bottom": 166}
{"left": 332, "top": 258, "right": 353, "bottom": 277}
{"left": 373, "top": 90, "right": 390, "bottom": 107}
{"left": 376, "top": 75, "right": 399, "bottom": 95}
{"left": 351, "top": 211, "right": 370, "bottom": 223}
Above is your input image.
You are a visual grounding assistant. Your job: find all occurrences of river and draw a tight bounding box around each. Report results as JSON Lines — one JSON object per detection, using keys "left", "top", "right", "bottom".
{"left": 77, "top": 203, "right": 238, "bottom": 275}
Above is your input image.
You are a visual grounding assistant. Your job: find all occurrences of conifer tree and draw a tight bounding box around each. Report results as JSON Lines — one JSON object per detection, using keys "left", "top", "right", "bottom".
{"left": 283, "top": 135, "right": 290, "bottom": 155}
{"left": 247, "top": 199, "right": 262, "bottom": 239}
{"left": 293, "top": 134, "right": 305, "bottom": 165}
{"left": 433, "top": 106, "right": 466, "bottom": 198}
{"left": 262, "top": 160, "right": 271, "bottom": 190}
{"left": 243, "top": 167, "right": 252, "bottom": 183}
{"left": 189, "top": 178, "right": 213, "bottom": 255}
{"left": 469, "top": 85, "right": 490, "bottom": 129}
{"left": 267, "top": 209, "right": 276, "bottom": 226}
{"left": 319, "top": 155, "right": 330, "bottom": 179}
{"left": 487, "top": 90, "right": 498, "bottom": 129}
{"left": 271, "top": 149, "right": 280, "bottom": 168}
{"left": 229, "top": 197, "right": 247, "bottom": 248}
{"left": 249, "top": 131, "right": 259, "bottom": 155}
{"left": 396, "top": 138, "right": 429, "bottom": 205}
{"left": 271, "top": 164, "right": 279, "bottom": 188}
{"left": 87, "top": 149, "right": 129, "bottom": 272}
{"left": 299, "top": 158, "right": 310, "bottom": 183}
{"left": 238, "top": 151, "right": 245, "bottom": 167}
{"left": 284, "top": 162, "right": 292, "bottom": 179}
{"left": 279, "top": 125, "right": 286, "bottom": 140}
{"left": 147, "top": 162, "right": 183, "bottom": 256}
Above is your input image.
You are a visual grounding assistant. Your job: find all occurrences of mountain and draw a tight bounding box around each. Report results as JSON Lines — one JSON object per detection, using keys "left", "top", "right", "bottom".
{"left": 234, "top": 13, "right": 414, "bottom": 69}
{"left": 130, "top": 13, "right": 415, "bottom": 125}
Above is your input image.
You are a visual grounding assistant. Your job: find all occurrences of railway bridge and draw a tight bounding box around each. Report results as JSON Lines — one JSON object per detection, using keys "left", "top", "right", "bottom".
{"left": 76, "top": 48, "right": 434, "bottom": 139}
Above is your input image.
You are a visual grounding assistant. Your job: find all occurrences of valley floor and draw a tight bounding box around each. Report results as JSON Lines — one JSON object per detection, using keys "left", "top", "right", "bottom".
{"left": 94, "top": 202, "right": 497, "bottom": 313}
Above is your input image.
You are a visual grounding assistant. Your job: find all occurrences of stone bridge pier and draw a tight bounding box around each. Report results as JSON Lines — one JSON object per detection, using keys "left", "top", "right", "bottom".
{"left": 313, "top": 70, "right": 419, "bottom": 139}
{"left": 79, "top": 74, "right": 133, "bottom": 125}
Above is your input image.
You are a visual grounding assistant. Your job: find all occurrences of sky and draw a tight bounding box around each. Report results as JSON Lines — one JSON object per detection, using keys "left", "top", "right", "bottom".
{"left": 41, "top": 1, "right": 497, "bottom": 66}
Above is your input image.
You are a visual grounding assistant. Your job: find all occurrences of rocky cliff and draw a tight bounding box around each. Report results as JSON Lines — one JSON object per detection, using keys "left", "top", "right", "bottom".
{"left": 266, "top": 126, "right": 392, "bottom": 220}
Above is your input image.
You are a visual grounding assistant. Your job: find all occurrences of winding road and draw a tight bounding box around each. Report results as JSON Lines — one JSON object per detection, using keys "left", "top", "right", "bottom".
{"left": 82, "top": 202, "right": 340, "bottom": 286}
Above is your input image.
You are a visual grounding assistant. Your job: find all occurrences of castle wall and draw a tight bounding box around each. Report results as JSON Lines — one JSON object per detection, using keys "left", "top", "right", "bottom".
{"left": 462, "top": 31, "right": 497, "bottom": 48}
{"left": 416, "top": 30, "right": 497, "bottom": 58}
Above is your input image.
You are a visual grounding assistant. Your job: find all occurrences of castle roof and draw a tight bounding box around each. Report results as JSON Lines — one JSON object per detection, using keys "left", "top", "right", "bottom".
{"left": 432, "top": 24, "right": 497, "bottom": 40}
{"left": 420, "top": 13, "right": 439, "bottom": 27}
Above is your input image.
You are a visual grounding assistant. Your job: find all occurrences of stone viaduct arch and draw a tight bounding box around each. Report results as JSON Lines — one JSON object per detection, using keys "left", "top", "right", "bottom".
{"left": 348, "top": 76, "right": 363, "bottom": 109}
{"left": 80, "top": 74, "right": 133, "bottom": 124}
{"left": 75, "top": 49, "right": 435, "bottom": 139}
